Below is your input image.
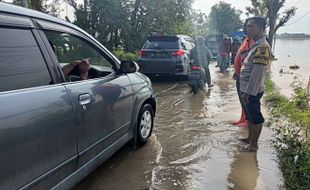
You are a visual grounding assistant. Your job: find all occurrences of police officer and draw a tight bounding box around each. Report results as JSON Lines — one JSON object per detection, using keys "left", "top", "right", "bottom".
{"left": 239, "top": 17, "right": 270, "bottom": 152}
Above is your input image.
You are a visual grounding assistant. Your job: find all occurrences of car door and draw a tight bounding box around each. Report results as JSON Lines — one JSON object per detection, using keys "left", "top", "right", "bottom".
{"left": 38, "top": 22, "right": 134, "bottom": 166}
{"left": 0, "top": 16, "right": 78, "bottom": 190}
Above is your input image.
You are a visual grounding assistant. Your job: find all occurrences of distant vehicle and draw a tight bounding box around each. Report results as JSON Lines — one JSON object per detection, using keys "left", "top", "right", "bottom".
{"left": 218, "top": 51, "right": 230, "bottom": 73}
{"left": 0, "top": 3, "right": 156, "bottom": 190}
{"left": 205, "top": 34, "right": 222, "bottom": 60}
{"left": 218, "top": 36, "right": 232, "bottom": 73}
{"left": 138, "top": 35, "right": 195, "bottom": 77}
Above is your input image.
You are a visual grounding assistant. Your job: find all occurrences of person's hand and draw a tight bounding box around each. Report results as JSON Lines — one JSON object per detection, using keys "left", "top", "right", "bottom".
{"left": 242, "top": 93, "right": 249, "bottom": 104}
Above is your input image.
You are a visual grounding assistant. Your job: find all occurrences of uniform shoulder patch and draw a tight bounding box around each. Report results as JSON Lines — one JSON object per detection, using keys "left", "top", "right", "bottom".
{"left": 253, "top": 44, "right": 270, "bottom": 65}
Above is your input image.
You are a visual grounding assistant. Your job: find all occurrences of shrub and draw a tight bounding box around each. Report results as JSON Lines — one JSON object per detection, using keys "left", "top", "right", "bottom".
{"left": 273, "top": 122, "right": 310, "bottom": 190}
{"left": 112, "top": 49, "right": 138, "bottom": 62}
{"left": 265, "top": 76, "right": 310, "bottom": 190}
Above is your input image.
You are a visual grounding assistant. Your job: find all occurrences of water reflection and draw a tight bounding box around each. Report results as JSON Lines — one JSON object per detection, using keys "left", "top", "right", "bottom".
{"left": 228, "top": 152, "right": 259, "bottom": 190}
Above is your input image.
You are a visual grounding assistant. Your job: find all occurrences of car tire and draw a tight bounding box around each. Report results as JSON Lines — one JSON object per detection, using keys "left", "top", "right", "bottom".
{"left": 137, "top": 104, "right": 154, "bottom": 145}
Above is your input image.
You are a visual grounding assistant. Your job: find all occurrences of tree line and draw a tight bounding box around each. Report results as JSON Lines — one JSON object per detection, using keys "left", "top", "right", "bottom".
{"left": 65, "top": 0, "right": 206, "bottom": 51}
{"left": 2, "top": 0, "right": 296, "bottom": 51}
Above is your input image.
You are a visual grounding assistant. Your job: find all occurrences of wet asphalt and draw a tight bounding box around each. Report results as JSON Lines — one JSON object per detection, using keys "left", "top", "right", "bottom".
{"left": 73, "top": 63, "right": 284, "bottom": 190}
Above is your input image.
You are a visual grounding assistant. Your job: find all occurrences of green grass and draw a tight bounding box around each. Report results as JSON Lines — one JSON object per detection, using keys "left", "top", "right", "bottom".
{"left": 265, "top": 75, "right": 310, "bottom": 190}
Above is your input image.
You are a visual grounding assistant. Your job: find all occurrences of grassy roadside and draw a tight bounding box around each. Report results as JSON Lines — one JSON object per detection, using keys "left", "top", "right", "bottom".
{"left": 264, "top": 75, "right": 310, "bottom": 190}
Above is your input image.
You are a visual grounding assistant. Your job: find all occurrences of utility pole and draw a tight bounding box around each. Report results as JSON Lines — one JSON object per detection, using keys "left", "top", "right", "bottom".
{"left": 21, "top": 0, "right": 28, "bottom": 8}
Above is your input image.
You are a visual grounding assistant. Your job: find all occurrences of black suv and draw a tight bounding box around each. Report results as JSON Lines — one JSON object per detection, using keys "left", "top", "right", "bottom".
{"left": 138, "top": 35, "right": 194, "bottom": 76}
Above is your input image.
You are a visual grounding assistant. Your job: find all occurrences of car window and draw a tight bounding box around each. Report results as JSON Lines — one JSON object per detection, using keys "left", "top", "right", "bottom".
{"left": 143, "top": 41, "right": 179, "bottom": 50}
{"left": 44, "top": 30, "right": 112, "bottom": 68}
{"left": 43, "top": 30, "right": 114, "bottom": 81}
{"left": 0, "top": 27, "right": 51, "bottom": 92}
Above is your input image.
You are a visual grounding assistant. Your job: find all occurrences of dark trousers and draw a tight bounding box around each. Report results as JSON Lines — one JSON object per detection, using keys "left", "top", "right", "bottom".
{"left": 237, "top": 77, "right": 265, "bottom": 124}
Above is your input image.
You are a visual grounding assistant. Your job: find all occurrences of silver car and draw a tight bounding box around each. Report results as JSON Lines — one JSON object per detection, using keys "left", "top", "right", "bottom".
{"left": 0, "top": 3, "right": 156, "bottom": 190}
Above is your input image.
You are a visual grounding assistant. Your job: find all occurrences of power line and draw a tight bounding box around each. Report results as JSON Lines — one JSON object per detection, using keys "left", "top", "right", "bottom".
{"left": 285, "top": 10, "right": 310, "bottom": 26}
{"left": 283, "top": 0, "right": 309, "bottom": 27}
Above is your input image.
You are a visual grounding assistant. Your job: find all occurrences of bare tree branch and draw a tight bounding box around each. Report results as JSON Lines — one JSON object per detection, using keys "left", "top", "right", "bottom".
{"left": 246, "top": 0, "right": 297, "bottom": 49}
{"left": 275, "top": 7, "right": 296, "bottom": 32}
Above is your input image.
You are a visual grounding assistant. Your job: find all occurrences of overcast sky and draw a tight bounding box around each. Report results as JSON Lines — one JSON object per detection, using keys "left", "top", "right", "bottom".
{"left": 193, "top": 0, "right": 310, "bottom": 34}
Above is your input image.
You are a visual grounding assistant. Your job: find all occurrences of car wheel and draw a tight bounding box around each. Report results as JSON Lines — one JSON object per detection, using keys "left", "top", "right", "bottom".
{"left": 137, "top": 104, "right": 154, "bottom": 145}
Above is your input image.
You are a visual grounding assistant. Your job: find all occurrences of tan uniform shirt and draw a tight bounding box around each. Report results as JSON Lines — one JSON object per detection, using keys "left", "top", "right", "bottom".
{"left": 239, "top": 36, "right": 270, "bottom": 96}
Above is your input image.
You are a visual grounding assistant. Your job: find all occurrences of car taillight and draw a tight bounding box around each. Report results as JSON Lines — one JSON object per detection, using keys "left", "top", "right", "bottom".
{"left": 191, "top": 65, "right": 201, "bottom": 70}
{"left": 171, "top": 50, "right": 184, "bottom": 57}
{"left": 139, "top": 50, "right": 144, "bottom": 57}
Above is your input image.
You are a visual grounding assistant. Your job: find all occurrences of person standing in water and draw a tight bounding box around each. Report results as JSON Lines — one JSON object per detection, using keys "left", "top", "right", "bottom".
{"left": 239, "top": 17, "right": 271, "bottom": 152}
{"left": 232, "top": 19, "right": 255, "bottom": 127}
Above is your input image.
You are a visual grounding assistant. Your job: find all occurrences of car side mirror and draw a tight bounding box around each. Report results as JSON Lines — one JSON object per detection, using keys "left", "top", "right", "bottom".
{"left": 120, "top": 61, "right": 139, "bottom": 74}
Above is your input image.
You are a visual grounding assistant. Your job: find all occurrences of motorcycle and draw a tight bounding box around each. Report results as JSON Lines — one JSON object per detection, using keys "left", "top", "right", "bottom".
{"left": 218, "top": 52, "right": 230, "bottom": 73}
{"left": 188, "top": 63, "right": 207, "bottom": 94}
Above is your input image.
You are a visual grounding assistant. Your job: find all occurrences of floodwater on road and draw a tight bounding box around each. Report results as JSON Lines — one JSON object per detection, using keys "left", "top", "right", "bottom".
{"left": 73, "top": 64, "right": 283, "bottom": 190}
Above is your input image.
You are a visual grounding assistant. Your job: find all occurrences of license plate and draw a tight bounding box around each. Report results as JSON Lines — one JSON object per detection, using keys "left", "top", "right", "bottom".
{"left": 188, "top": 74, "right": 201, "bottom": 80}
{"left": 150, "top": 53, "right": 167, "bottom": 58}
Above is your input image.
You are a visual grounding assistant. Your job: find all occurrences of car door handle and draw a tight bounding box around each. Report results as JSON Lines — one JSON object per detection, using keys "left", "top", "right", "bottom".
{"left": 78, "top": 93, "right": 91, "bottom": 106}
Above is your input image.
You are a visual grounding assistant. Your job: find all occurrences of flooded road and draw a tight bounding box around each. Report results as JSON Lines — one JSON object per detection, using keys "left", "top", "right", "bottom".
{"left": 73, "top": 64, "right": 283, "bottom": 190}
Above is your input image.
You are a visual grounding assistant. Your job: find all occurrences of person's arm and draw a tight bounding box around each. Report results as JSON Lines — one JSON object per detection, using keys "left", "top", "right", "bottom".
{"left": 244, "top": 44, "right": 270, "bottom": 96}
{"left": 233, "top": 53, "right": 242, "bottom": 75}
{"left": 62, "top": 60, "right": 81, "bottom": 76}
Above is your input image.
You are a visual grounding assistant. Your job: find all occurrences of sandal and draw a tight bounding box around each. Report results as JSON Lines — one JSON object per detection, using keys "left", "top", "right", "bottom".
{"left": 238, "top": 145, "right": 258, "bottom": 152}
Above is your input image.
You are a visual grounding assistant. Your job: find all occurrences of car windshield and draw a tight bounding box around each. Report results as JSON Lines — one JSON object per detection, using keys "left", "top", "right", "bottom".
{"left": 143, "top": 41, "right": 179, "bottom": 50}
